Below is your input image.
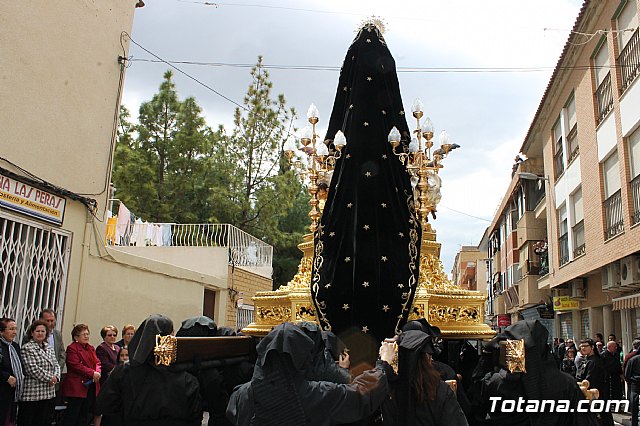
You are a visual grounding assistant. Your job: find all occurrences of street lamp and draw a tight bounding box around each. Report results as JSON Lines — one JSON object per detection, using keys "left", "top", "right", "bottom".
{"left": 388, "top": 98, "right": 460, "bottom": 232}
{"left": 283, "top": 104, "right": 346, "bottom": 232}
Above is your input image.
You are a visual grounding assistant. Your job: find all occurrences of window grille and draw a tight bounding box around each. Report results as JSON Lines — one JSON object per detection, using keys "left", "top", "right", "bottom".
{"left": 0, "top": 212, "right": 71, "bottom": 342}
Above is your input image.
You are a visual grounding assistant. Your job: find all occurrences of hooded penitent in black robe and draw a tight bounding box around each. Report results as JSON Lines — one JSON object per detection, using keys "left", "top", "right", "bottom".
{"left": 482, "top": 320, "right": 599, "bottom": 426}
{"left": 225, "top": 322, "right": 392, "bottom": 426}
{"left": 96, "top": 315, "right": 202, "bottom": 426}
{"left": 382, "top": 328, "right": 468, "bottom": 426}
{"left": 311, "top": 22, "right": 421, "bottom": 359}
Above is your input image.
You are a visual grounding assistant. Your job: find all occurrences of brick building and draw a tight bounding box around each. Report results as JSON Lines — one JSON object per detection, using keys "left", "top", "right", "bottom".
{"left": 480, "top": 0, "right": 640, "bottom": 350}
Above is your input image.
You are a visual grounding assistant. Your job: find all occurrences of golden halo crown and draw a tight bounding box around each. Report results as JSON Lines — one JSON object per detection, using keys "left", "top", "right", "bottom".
{"left": 357, "top": 15, "right": 387, "bottom": 34}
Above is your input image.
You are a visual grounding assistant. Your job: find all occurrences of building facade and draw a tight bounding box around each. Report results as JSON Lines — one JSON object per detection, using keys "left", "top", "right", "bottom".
{"left": 481, "top": 0, "right": 640, "bottom": 350}
{"left": 0, "top": 2, "right": 272, "bottom": 345}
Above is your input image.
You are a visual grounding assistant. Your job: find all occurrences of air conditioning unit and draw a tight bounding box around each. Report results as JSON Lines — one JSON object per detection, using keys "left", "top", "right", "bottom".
{"left": 570, "top": 278, "right": 587, "bottom": 300}
{"left": 620, "top": 256, "right": 640, "bottom": 287}
{"left": 602, "top": 263, "right": 622, "bottom": 291}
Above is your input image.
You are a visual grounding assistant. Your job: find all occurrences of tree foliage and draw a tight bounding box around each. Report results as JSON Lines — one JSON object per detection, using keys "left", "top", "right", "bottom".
{"left": 113, "top": 61, "right": 309, "bottom": 288}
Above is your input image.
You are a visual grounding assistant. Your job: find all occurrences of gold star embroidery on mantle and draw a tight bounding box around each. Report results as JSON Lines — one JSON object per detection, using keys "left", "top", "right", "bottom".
{"left": 382, "top": 154, "right": 387, "bottom": 159}
{"left": 398, "top": 232, "right": 404, "bottom": 237}
{"left": 362, "top": 326, "right": 369, "bottom": 333}
{"left": 381, "top": 256, "right": 388, "bottom": 262}
{"left": 344, "top": 257, "right": 351, "bottom": 262}
{"left": 325, "top": 283, "right": 332, "bottom": 288}
{"left": 365, "top": 171, "right": 372, "bottom": 177}
{"left": 347, "top": 203, "right": 353, "bottom": 208}
{"left": 349, "top": 104, "right": 354, "bottom": 109}
{"left": 346, "top": 154, "right": 351, "bottom": 159}
{"left": 342, "top": 304, "right": 350, "bottom": 310}
{"left": 343, "top": 86, "right": 348, "bottom": 92}
{"left": 367, "top": 76, "right": 373, "bottom": 81}
{"left": 329, "top": 231, "right": 336, "bottom": 237}
{"left": 399, "top": 110, "right": 405, "bottom": 115}
{"left": 366, "top": 38, "right": 371, "bottom": 43}
{"left": 382, "top": 305, "right": 390, "bottom": 312}
{"left": 363, "top": 122, "right": 369, "bottom": 127}
{"left": 397, "top": 283, "right": 404, "bottom": 288}
{"left": 362, "top": 281, "right": 370, "bottom": 287}
{"left": 381, "top": 110, "right": 386, "bottom": 115}
{"left": 363, "top": 224, "right": 370, "bottom": 230}
{"left": 381, "top": 203, "right": 387, "bottom": 208}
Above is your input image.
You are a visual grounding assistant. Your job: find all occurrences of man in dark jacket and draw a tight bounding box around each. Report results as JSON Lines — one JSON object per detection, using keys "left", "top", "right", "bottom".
{"left": 577, "top": 338, "right": 612, "bottom": 426}
{"left": 625, "top": 346, "right": 640, "bottom": 426}
{"left": 602, "top": 340, "right": 623, "bottom": 401}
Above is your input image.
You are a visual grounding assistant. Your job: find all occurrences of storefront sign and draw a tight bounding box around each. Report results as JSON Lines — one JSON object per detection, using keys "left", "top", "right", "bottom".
{"left": 0, "top": 174, "right": 66, "bottom": 225}
{"left": 553, "top": 296, "right": 580, "bottom": 311}
{"left": 497, "top": 314, "right": 511, "bottom": 327}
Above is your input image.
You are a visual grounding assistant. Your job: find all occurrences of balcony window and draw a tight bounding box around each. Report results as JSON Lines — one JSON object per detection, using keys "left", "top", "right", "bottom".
{"left": 567, "top": 124, "right": 580, "bottom": 164}
{"left": 619, "top": 29, "right": 640, "bottom": 93}
{"left": 595, "top": 72, "right": 614, "bottom": 124}
{"left": 571, "top": 187, "right": 585, "bottom": 258}
{"left": 631, "top": 128, "right": 640, "bottom": 225}
{"left": 558, "top": 204, "right": 569, "bottom": 266}
{"left": 559, "top": 232, "right": 570, "bottom": 267}
{"left": 573, "top": 220, "right": 585, "bottom": 258}
{"left": 554, "top": 134, "right": 564, "bottom": 180}
{"left": 603, "top": 151, "right": 623, "bottom": 239}
{"left": 604, "top": 189, "right": 624, "bottom": 239}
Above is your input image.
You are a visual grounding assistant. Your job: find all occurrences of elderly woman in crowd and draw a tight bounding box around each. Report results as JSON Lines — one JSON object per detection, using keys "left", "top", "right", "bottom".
{"left": 0, "top": 318, "right": 23, "bottom": 426}
{"left": 19, "top": 319, "right": 61, "bottom": 426}
{"left": 96, "top": 314, "right": 202, "bottom": 425}
{"left": 115, "top": 325, "right": 135, "bottom": 349}
{"left": 95, "top": 325, "right": 120, "bottom": 426}
{"left": 62, "top": 324, "right": 101, "bottom": 426}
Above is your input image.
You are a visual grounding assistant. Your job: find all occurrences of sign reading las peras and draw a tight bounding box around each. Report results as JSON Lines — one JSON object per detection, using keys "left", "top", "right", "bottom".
{"left": 0, "top": 173, "right": 66, "bottom": 225}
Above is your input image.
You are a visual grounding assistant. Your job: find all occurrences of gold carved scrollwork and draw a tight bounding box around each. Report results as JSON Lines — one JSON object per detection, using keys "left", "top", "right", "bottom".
{"left": 279, "top": 256, "right": 313, "bottom": 291}
{"left": 256, "top": 306, "right": 292, "bottom": 322}
{"left": 419, "top": 254, "right": 469, "bottom": 294}
{"left": 428, "top": 305, "right": 480, "bottom": 323}
{"left": 295, "top": 305, "right": 317, "bottom": 321}
{"left": 504, "top": 339, "right": 526, "bottom": 373}
{"left": 408, "top": 303, "right": 425, "bottom": 321}
{"left": 154, "top": 334, "right": 177, "bottom": 366}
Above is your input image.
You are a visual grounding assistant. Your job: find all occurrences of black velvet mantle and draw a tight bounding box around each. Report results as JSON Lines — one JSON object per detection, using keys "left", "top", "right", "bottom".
{"left": 311, "top": 23, "right": 421, "bottom": 347}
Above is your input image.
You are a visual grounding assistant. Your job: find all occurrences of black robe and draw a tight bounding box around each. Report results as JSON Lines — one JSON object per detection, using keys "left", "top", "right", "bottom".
{"left": 226, "top": 322, "right": 391, "bottom": 426}
{"left": 96, "top": 315, "right": 202, "bottom": 426}
{"left": 481, "top": 320, "right": 599, "bottom": 426}
{"left": 311, "top": 22, "right": 421, "bottom": 349}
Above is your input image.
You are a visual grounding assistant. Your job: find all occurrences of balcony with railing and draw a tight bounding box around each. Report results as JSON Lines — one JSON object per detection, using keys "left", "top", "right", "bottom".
{"left": 105, "top": 222, "right": 273, "bottom": 277}
{"left": 595, "top": 72, "right": 614, "bottom": 125}
{"left": 619, "top": 28, "right": 640, "bottom": 93}
{"left": 632, "top": 174, "right": 640, "bottom": 226}
{"left": 554, "top": 146, "right": 565, "bottom": 181}
{"left": 559, "top": 233, "right": 569, "bottom": 267}
{"left": 566, "top": 125, "right": 580, "bottom": 164}
{"left": 572, "top": 220, "right": 585, "bottom": 258}
{"left": 604, "top": 189, "right": 624, "bottom": 240}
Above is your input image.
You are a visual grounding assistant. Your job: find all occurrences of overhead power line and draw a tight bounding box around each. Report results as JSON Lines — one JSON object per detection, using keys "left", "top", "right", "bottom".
{"left": 127, "top": 58, "right": 629, "bottom": 74}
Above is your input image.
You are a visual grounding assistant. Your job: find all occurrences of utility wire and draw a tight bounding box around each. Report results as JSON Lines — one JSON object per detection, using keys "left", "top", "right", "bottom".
{"left": 439, "top": 204, "right": 492, "bottom": 222}
{"left": 123, "top": 32, "right": 248, "bottom": 111}
{"left": 127, "top": 57, "right": 630, "bottom": 74}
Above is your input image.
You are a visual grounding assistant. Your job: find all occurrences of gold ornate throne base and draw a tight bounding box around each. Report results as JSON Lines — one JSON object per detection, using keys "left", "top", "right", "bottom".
{"left": 242, "top": 233, "right": 495, "bottom": 340}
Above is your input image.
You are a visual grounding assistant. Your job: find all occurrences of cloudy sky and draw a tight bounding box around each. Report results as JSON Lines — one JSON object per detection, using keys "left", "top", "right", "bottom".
{"left": 122, "top": 0, "right": 583, "bottom": 274}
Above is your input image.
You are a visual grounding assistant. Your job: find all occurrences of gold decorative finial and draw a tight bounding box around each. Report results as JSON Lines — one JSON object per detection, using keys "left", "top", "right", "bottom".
{"left": 358, "top": 15, "right": 387, "bottom": 34}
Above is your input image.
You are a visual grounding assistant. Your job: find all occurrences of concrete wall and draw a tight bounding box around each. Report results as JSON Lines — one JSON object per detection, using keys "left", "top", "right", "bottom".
{"left": 114, "top": 246, "right": 230, "bottom": 280}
